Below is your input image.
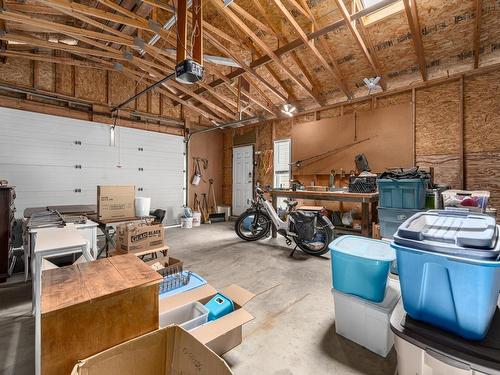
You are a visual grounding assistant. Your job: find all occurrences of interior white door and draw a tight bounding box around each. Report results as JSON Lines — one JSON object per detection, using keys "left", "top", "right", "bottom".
{"left": 232, "top": 145, "right": 253, "bottom": 216}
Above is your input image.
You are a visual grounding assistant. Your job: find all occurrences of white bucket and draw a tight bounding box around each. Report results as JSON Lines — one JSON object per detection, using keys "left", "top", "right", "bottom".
{"left": 181, "top": 217, "right": 193, "bottom": 229}
{"left": 192, "top": 212, "right": 202, "bottom": 227}
{"left": 135, "top": 197, "right": 151, "bottom": 217}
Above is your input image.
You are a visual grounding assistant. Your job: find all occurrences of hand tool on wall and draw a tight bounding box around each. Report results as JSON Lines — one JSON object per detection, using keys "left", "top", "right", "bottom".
{"left": 201, "top": 193, "right": 210, "bottom": 223}
{"left": 208, "top": 179, "right": 226, "bottom": 222}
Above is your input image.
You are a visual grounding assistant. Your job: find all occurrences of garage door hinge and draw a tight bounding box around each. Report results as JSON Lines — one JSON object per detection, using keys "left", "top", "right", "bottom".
{"left": 138, "top": 167, "right": 144, "bottom": 171}
{"left": 138, "top": 147, "right": 144, "bottom": 151}
{"left": 74, "top": 165, "right": 82, "bottom": 169}
{"left": 74, "top": 141, "right": 82, "bottom": 145}
{"left": 74, "top": 188, "right": 82, "bottom": 193}
{"left": 137, "top": 187, "right": 143, "bottom": 191}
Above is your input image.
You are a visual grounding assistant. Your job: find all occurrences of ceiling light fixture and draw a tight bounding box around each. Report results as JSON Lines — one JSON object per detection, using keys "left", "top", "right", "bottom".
{"left": 281, "top": 104, "right": 297, "bottom": 117}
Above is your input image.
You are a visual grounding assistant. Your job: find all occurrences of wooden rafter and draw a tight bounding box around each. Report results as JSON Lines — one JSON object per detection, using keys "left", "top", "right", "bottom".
{"left": 353, "top": 0, "right": 387, "bottom": 90}
{"left": 402, "top": 0, "right": 427, "bottom": 81}
{"left": 252, "top": 0, "right": 320, "bottom": 97}
{"left": 285, "top": 0, "right": 312, "bottom": 20}
{"left": 193, "top": 0, "right": 399, "bottom": 99}
{"left": 333, "top": 0, "right": 384, "bottom": 80}
{"left": 229, "top": 2, "right": 276, "bottom": 36}
{"left": 266, "top": 64, "right": 296, "bottom": 101}
{"left": 473, "top": 0, "right": 482, "bottom": 69}
{"left": 210, "top": 0, "right": 319, "bottom": 104}
{"left": 204, "top": 30, "right": 287, "bottom": 104}
{"left": 272, "top": 0, "right": 351, "bottom": 98}
{"left": 0, "top": 0, "right": 5, "bottom": 64}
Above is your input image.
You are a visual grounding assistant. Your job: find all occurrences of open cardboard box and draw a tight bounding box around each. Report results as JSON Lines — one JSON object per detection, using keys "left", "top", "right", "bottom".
{"left": 159, "top": 284, "right": 255, "bottom": 355}
{"left": 71, "top": 325, "right": 233, "bottom": 375}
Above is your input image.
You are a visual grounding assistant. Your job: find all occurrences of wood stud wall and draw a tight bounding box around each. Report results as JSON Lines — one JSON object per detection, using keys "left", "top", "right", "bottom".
{"left": 222, "top": 69, "right": 500, "bottom": 218}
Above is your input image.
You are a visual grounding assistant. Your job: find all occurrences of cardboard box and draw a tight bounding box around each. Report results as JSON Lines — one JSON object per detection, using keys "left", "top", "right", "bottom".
{"left": 147, "top": 255, "right": 183, "bottom": 276}
{"left": 159, "top": 284, "right": 255, "bottom": 355}
{"left": 116, "top": 223, "right": 165, "bottom": 253}
{"left": 97, "top": 185, "right": 135, "bottom": 220}
{"left": 42, "top": 255, "right": 162, "bottom": 375}
{"left": 71, "top": 326, "right": 233, "bottom": 375}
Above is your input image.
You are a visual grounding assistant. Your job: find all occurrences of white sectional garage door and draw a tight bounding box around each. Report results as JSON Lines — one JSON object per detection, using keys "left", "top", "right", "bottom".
{"left": 0, "top": 107, "right": 185, "bottom": 225}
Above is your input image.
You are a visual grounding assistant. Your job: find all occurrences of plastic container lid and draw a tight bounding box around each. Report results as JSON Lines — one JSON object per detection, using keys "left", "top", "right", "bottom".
{"left": 390, "top": 300, "right": 500, "bottom": 373}
{"left": 329, "top": 235, "right": 396, "bottom": 262}
{"left": 394, "top": 210, "right": 500, "bottom": 259}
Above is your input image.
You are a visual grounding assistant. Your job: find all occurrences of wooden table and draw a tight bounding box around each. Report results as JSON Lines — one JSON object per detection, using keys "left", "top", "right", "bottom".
{"left": 32, "top": 224, "right": 93, "bottom": 375}
{"left": 86, "top": 215, "right": 154, "bottom": 258}
{"left": 270, "top": 189, "right": 379, "bottom": 237}
{"left": 41, "top": 254, "right": 161, "bottom": 375}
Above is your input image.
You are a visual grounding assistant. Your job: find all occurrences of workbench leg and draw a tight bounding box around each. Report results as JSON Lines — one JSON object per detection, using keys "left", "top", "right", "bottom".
{"left": 271, "top": 195, "right": 278, "bottom": 238}
{"left": 361, "top": 202, "right": 370, "bottom": 237}
{"left": 370, "top": 202, "right": 378, "bottom": 227}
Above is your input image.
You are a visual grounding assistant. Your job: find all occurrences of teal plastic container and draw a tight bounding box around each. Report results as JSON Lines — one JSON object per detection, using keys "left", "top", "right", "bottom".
{"left": 204, "top": 293, "right": 234, "bottom": 321}
{"left": 377, "top": 179, "right": 429, "bottom": 209}
{"left": 329, "top": 236, "right": 396, "bottom": 302}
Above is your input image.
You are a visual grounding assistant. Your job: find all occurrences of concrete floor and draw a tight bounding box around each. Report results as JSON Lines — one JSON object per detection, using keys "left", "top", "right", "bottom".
{"left": 0, "top": 222, "right": 396, "bottom": 375}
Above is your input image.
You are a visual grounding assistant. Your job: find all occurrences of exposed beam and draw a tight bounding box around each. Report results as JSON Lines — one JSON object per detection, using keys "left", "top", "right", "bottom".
{"left": 194, "top": 0, "right": 400, "bottom": 97}
{"left": 272, "top": 0, "right": 351, "bottom": 98}
{"left": 192, "top": 0, "right": 203, "bottom": 64}
{"left": 176, "top": 0, "right": 187, "bottom": 63}
{"left": 204, "top": 30, "right": 287, "bottom": 104}
{"left": 284, "top": 0, "right": 312, "bottom": 20}
{"left": 473, "top": 0, "right": 482, "bottom": 69}
{"left": 403, "top": 0, "right": 427, "bottom": 81}
{"left": 252, "top": 0, "right": 321, "bottom": 97}
{"left": 333, "top": 0, "right": 383, "bottom": 79}
{"left": 0, "top": 0, "right": 5, "bottom": 64}
{"left": 229, "top": 2, "right": 276, "bottom": 36}
{"left": 210, "top": 0, "right": 318, "bottom": 103}
{"left": 265, "top": 64, "right": 295, "bottom": 101}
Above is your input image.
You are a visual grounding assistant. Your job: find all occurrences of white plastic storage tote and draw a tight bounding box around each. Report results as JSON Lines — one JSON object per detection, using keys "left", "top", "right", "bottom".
{"left": 159, "top": 301, "right": 208, "bottom": 331}
{"left": 332, "top": 279, "right": 401, "bottom": 357}
{"left": 390, "top": 300, "right": 500, "bottom": 375}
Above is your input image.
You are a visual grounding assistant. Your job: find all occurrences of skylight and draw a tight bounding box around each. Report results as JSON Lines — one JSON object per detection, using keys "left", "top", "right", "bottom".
{"left": 360, "top": 0, "right": 404, "bottom": 25}
{"left": 362, "top": 0, "right": 386, "bottom": 7}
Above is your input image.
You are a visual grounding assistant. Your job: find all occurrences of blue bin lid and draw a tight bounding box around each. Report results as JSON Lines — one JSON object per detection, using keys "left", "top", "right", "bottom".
{"left": 394, "top": 209, "right": 500, "bottom": 259}
{"left": 329, "top": 235, "right": 396, "bottom": 261}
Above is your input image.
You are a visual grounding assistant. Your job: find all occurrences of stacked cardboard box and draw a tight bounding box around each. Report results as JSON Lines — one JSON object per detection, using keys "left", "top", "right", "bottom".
{"left": 115, "top": 222, "right": 165, "bottom": 253}
{"left": 97, "top": 185, "right": 135, "bottom": 220}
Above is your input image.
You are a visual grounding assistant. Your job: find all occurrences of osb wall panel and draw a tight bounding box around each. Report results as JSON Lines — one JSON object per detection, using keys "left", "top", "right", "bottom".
{"left": 464, "top": 70, "right": 500, "bottom": 153}
{"left": 75, "top": 67, "right": 107, "bottom": 103}
{"left": 55, "top": 63, "right": 73, "bottom": 96}
{"left": 150, "top": 91, "right": 160, "bottom": 115}
{"left": 377, "top": 92, "right": 412, "bottom": 108}
{"left": 0, "top": 57, "right": 32, "bottom": 86}
{"left": 109, "top": 71, "right": 135, "bottom": 110}
{"left": 416, "top": 154, "right": 461, "bottom": 188}
{"left": 466, "top": 152, "right": 500, "bottom": 215}
{"left": 36, "top": 60, "right": 55, "bottom": 92}
{"left": 417, "top": 0, "right": 475, "bottom": 77}
{"left": 161, "top": 99, "right": 181, "bottom": 118}
{"left": 477, "top": 0, "right": 500, "bottom": 66}
{"left": 136, "top": 83, "right": 148, "bottom": 112}
{"left": 415, "top": 80, "right": 460, "bottom": 156}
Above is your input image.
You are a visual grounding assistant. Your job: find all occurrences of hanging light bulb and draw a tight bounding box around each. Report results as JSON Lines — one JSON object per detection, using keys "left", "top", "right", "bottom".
{"left": 281, "top": 104, "right": 297, "bottom": 117}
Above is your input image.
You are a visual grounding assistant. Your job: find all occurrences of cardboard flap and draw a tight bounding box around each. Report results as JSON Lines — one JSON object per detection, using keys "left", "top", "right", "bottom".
{"left": 220, "top": 284, "right": 255, "bottom": 307}
{"left": 159, "top": 284, "right": 217, "bottom": 313}
{"left": 190, "top": 308, "right": 254, "bottom": 345}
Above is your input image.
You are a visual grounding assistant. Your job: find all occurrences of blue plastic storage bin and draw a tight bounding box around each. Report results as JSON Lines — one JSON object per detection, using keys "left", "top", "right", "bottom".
{"left": 392, "top": 210, "right": 500, "bottom": 340}
{"left": 377, "top": 179, "right": 429, "bottom": 209}
{"left": 204, "top": 293, "right": 234, "bottom": 321}
{"left": 329, "top": 236, "right": 396, "bottom": 302}
{"left": 378, "top": 207, "right": 423, "bottom": 239}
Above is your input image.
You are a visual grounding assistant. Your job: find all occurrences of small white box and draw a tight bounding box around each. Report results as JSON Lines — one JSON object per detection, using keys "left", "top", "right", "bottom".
{"left": 332, "top": 279, "right": 400, "bottom": 357}
{"left": 159, "top": 301, "right": 208, "bottom": 331}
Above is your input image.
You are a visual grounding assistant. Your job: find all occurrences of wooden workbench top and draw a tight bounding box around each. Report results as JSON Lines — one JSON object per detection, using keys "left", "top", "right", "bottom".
{"left": 270, "top": 189, "right": 379, "bottom": 200}
{"left": 41, "top": 254, "right": 162, "bottom": 315}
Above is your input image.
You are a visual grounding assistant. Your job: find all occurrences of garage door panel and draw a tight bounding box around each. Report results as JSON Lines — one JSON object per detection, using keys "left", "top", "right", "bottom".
{"left": 0, "top": 107, "right": 185, "bottom": 225}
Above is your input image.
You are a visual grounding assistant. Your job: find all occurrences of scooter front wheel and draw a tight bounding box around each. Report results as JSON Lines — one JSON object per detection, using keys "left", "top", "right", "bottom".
{"left": 235, "top": 209, "right": 272, "bottom": 241}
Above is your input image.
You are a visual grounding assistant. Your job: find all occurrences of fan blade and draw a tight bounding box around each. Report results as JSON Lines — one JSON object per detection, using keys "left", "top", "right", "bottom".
{"left": 373, "top": 76, "right": 381, "bottom": 84}
{"left": 363, "top": 78, "right": 370, "bottom": 86}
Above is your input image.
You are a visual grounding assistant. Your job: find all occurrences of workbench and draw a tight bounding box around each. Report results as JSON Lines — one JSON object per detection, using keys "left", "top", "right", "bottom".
{"left": 270, "top": 189, "right": 379, "bottom": 238}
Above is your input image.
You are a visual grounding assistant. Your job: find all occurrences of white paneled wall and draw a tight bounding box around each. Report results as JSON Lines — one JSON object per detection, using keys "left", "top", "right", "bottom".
{"left": 0, "top": 107, "right": 185, "bottom": 225}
